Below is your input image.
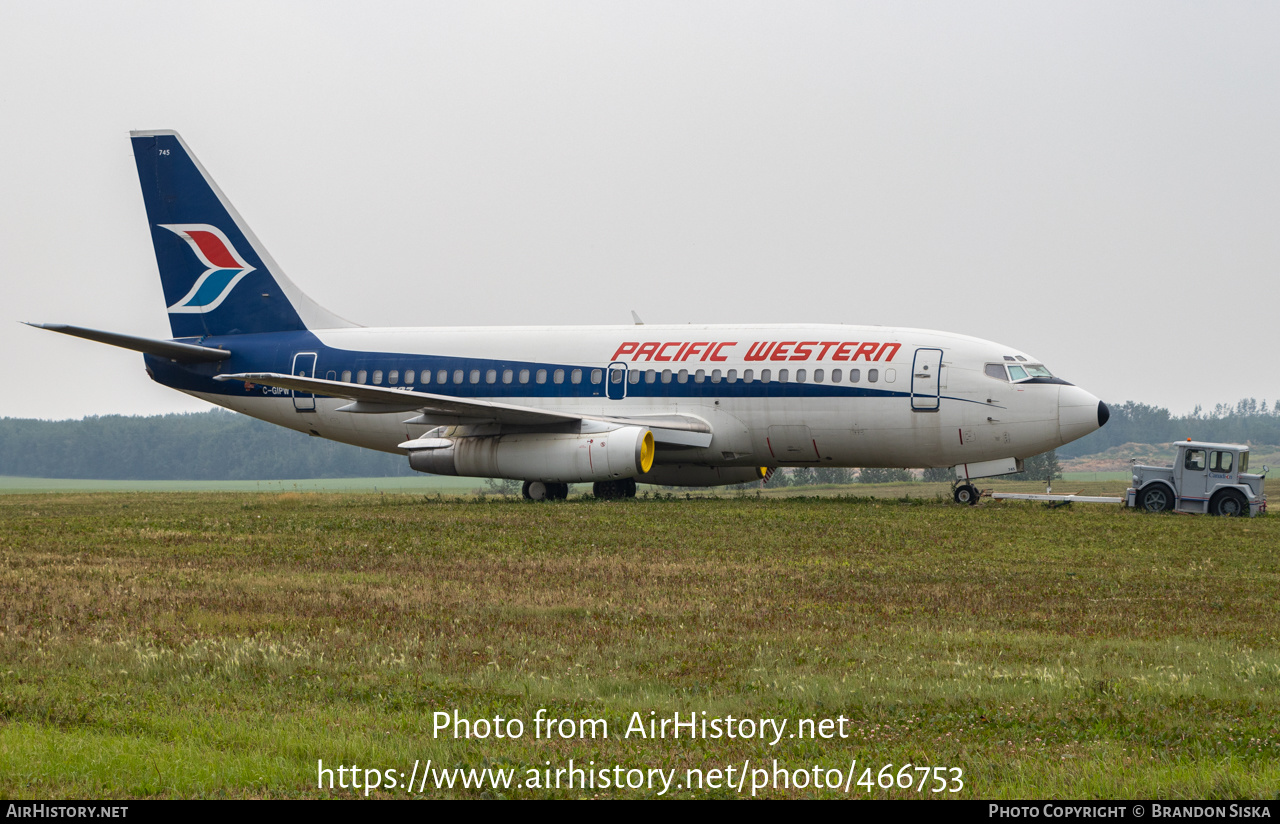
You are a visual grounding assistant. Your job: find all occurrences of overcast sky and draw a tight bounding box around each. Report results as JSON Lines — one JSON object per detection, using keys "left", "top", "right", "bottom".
{"left": 2, "top": 1, "right": 1277, "bottom": 420}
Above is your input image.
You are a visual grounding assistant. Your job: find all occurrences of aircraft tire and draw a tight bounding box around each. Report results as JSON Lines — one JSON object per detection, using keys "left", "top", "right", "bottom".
{"left": 522, "top": 481, "right": 550, "bottom": 501}
{"left": 1210, "top": 488, "right": 1248, "bottom": 517}
{"left": 1138, "top": 484, "right": 1175, "bottom": 513}
{"left": 619, "top": 478, "right": 637, "bottom": 498}
{"left": 548, "top": 482, "right": 570, "bottom": 500}
{"left": 953, "top": 484, "right": 979, "bottom": 506}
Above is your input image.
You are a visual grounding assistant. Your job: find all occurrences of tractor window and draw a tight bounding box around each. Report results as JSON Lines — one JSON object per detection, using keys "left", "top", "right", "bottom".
{"left": 1184, "top": 449, "right": 1206, "bottom": 471}
{"left": 1210, "top": 451, "right": 1234, "bottom": 473}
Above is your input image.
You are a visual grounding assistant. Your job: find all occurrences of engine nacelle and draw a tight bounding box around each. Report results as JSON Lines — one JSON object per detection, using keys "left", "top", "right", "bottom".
{"left": 640, "top": 464, "right": 767, "bottom": 487}
{"left": 405, "top": 426, "right": 655, "bottom": 483}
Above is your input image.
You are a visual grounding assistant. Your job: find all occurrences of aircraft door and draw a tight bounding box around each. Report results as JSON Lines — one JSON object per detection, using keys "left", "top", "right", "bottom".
{"left": 606, "top": 361, "right": 628, "bottom": 400}
{"left": 291, "top": 352, "right": 318, "bottom": 412}
{"left": 911, "top": 348, "right": 943, "bottom": 411}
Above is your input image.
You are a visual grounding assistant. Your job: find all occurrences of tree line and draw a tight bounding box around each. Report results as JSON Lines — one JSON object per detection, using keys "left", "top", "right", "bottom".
{"left": 1, "top": 398, "right": 1275, "bottom": 481}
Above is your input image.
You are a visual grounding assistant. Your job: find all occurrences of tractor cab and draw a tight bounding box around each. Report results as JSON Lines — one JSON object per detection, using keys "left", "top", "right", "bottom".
{"left": 1128, "top": 441, "right": 1267, "bottom": 516}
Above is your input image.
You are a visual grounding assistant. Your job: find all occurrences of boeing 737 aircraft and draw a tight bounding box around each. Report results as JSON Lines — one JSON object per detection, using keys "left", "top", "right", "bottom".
{"left": 31, "top": 130, "right": 1109, "bottom": 502}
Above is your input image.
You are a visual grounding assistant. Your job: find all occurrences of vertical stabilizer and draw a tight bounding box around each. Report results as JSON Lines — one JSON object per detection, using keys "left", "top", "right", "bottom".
{"left": 130, "top": 130, "right": 357, "bottom": 337}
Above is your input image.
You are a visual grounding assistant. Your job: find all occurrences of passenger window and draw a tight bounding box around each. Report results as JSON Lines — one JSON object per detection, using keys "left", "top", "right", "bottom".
{"left": 502, "top": 369, "right": 513, "bottom": 384}
{"left": 796, "top": 369, "right": 807, "bottom": 383}
{"left": 357, "top": 370, "right": 368, "bottom": 384}
{"left": 486, "top": 369, "right": 497, "bottom": 384}
{"left": 405, "top": 370, "right": 415, "bottom": 384}
{"left": 571, "top": 369, "right": 582, "bottom": 384}
{"left": 814, "top": 369, "right": 824, "bottom": 383}
{"left": 885, "top": 368, "right": 896, "bottom": 383}
{"left": 868, "top": 369, "right": 879, "bottom": 383}
{"left": 677, "top": 369, "right": 689, "bottom": 383}
{"left": 590, "top": 369, "right": 602, "bottom": 384}
{"left": 1185, "top": 449, "right": 1206, "bottom": 471}
{"left": 388, "top": 370, "right": 399, "bottom": 385}
{"left": 470, "top": 370, "right": 481, "bottom": 384}
{"left": 726, "top": 369, "right": 737, "bottom": 383}
{"left": 849, "top": 369, "right": 860, "bottom": 383}
{"left": 778, "top": 369, "right": 789, "bottom": 383}
{"left": 372, "top": 370, "right": 383, "bottom": 385}
{"left": 711, "top": 369, "right": 722, "bottom": 383}
{"left": 694, "top": 369, "right": 705, "bottom": 383}
{"left": 661, "top": 369, "right": 672, "bottom": 384}
{"left": 1210, "top": 451, "right": 1234, "bottom": 473}
{"left": 439, "top": 370, "right": 449, "bottom": 384}
{"left": 831, "top": 368, "right": 842, "bottom": 383}
{"left": 341, "top": 370, "right": 352, "bottom": 383}
{"left": 519, "top": 369, "right": 530, "bottom": 384}
{"left": 609, "top": 370, "right": 622, "bottom": 384}
{"left": 453, "top": 369, "right": 464, "bottom": 384}
{"left": 535, "top": 369, "right": 547, "bottom": 384}
{"left": 761, "top": 369, "right": 771, "bottom": 383}
{"left": 744, "top": 369, "right": 754, "bottom": 382}
{"left": 645, "top": 369, "right": 656, "bottom": 384}
{"left": 985, "top": 364, "right": 1008, "bottom": 381}
{"left": 628, "top": 370, "right": 640, "bottom": 384}
{"left": 554, "top": 369, "right": 564, "bottom": 384}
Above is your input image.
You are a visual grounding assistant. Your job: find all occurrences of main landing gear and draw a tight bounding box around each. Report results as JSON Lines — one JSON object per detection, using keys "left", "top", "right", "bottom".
{"left": 592, "top": 479, "right": 637, "bottom": 500}
{"left": 522, "top": 481, "right": 569, "bottom": 501}
{"left": 952, "top": 483, "right": 980, "bottom": 506}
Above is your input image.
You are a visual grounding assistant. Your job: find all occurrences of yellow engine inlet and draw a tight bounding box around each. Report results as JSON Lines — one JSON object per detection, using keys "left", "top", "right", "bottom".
{"left": 639, "top": 430, "right": 655, "bottom": 473}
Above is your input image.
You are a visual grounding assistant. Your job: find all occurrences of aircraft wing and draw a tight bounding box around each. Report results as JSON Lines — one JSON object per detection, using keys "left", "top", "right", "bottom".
{"left": 215, "top": 372, "right": 713, "bottom": 445}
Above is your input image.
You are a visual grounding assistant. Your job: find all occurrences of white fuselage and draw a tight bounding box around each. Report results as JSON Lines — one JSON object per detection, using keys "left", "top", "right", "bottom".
{"left": 190, "top": 323, "right": 1103, "bottom": 473}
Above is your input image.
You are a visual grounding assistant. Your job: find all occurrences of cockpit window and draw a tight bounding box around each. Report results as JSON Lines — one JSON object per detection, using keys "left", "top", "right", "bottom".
{"left": 984, "top": 363, "right": 1009, "bottom": 381}
{"left": 1006, "top": 364, "right": 1055, "bottom": 383}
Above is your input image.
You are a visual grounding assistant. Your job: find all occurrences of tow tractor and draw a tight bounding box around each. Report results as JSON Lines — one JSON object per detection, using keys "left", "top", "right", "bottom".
{"left": 962, "top": 441, "right": 1267, "bottom": 516}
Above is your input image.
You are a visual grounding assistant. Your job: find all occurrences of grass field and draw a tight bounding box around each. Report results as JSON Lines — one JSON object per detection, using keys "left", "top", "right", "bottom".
{"left": 1, "top": 490, "right": 1277, "bottom": 799}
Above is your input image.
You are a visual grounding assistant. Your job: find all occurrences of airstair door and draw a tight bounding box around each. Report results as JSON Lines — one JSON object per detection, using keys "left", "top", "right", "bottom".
{"left": 911, "top": 348, "right": 943, "bottom": 411}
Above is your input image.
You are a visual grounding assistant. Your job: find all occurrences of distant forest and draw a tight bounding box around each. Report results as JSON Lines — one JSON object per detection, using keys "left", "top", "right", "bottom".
{"left": 0, "top": 410, "right": 413, "bottom": 480}
{"left": 1, "top": 398, "right": 1277, "bottom": 480}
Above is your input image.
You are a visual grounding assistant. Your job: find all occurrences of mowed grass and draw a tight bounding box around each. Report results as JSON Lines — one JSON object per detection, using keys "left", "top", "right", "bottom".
{"left": 1, "top": 492, "right": 1277, "bottom": 799}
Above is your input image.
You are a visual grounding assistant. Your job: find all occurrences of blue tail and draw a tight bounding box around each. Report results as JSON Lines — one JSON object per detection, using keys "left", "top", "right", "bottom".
{"left": 130, "top": 130, "right": 355, "bottom": 338}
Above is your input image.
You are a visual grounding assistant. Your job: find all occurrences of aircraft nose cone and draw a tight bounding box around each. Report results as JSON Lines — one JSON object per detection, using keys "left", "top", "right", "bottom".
{"left": 1057, "top": 385, "right": 1105, "bottom": 447}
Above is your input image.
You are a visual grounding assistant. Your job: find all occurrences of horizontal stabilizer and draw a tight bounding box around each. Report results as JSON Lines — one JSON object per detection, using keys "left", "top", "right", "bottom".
{"left": 26, "top": 323, "right": 231, "bottom": 363}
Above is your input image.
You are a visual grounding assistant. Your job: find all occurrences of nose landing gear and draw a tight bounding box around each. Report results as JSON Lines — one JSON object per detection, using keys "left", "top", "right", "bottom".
{"left": 953, "top": 482, "right": 980, "bottom": 506}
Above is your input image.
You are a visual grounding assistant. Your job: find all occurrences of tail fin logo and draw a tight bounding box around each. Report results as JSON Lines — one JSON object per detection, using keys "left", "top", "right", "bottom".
{"left": 159, "top": 224, "right": 257, "bottom": 313}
